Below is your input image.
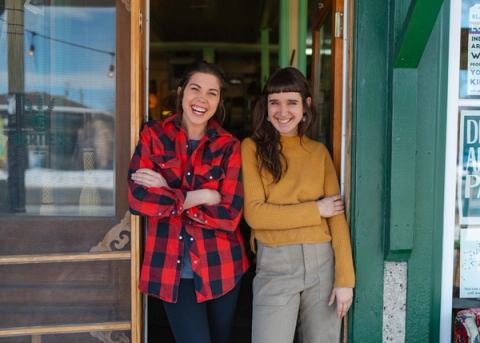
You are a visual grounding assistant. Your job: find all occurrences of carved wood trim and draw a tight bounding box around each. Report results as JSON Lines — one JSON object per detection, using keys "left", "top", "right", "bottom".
{"left": 90, "top": 211, "right": 131, "bottom": 252}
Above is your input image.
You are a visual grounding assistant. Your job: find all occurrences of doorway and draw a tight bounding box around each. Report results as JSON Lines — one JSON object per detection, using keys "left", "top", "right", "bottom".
{"left": 143, "top": 0, "right": 349, "bottom": 342}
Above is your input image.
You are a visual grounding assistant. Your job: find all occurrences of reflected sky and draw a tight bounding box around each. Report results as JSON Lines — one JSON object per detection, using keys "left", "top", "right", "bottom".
{"left": 0, "top": 5, "right": 115, "bottom": 111}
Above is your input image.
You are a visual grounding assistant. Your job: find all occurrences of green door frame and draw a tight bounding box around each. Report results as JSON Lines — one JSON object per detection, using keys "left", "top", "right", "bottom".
{"left": 349, "top": 0, "right": 448, "bottom": 341}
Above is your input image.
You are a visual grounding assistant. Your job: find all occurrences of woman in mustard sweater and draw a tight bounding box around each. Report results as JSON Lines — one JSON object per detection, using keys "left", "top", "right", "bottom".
{"left": 241, "top": 67, "right": 355, "bottom": 343}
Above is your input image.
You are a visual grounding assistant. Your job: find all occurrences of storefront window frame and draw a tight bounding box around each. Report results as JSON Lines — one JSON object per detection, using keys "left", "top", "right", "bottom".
{"left": 440, "top": 0, "right": 476, "bottom": 341}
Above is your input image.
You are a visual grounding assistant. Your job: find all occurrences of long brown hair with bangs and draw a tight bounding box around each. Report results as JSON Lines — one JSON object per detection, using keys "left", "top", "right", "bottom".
{"left": 251, "top": 67, "right": 316, "bottom": 183}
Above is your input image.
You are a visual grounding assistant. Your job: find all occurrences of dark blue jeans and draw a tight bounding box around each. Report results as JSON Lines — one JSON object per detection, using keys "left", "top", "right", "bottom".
{"left": 162, "top": 278, "right": 241, "bottom": 343}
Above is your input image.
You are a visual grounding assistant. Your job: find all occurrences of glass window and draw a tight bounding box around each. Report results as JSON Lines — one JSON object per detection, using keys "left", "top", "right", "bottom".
{"left": 452, "top": 3, "right": 480, "bottom": 341}
{"left": 460, "top": 0, "right": 480, "bottom": 98}
{"left": 452, "top": 107, "right": 480, "bottom": 340}
{"left": 313, "top": 13, "right": 332, "bottom": 145}
{"left": 0, "top": 1, "right": 116, "bottom": 216}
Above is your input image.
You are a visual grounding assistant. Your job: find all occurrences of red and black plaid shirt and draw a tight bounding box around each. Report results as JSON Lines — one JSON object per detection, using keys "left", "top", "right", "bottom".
{"left": 128, "top": 114, "right": 249, "bottom": 303}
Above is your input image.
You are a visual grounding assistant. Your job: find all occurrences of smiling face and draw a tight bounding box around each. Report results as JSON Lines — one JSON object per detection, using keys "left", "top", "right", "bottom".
{"left": 180, "top": 72, "right": 221, "bottom": 136}
{"left": 267, "top": 91, "right": 309, "bottom": 136}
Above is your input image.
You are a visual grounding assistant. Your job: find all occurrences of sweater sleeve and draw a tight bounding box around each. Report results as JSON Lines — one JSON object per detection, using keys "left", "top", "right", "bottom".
{"left": 322, "top": 145, "right": 356, "bottom": 287}
{"left": 241, "top": 138, "right": 323, "bottom": 230}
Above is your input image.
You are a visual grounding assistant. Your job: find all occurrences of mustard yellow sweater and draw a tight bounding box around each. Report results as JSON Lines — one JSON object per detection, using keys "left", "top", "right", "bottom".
{"left": 241, "top": 135, "right": 355, "bottom": 288}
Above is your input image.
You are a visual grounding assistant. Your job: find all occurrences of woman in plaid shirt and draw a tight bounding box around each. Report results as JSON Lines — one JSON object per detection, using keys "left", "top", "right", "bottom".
{"left": 128, "top": 61, "right": 249, "bottom": 343}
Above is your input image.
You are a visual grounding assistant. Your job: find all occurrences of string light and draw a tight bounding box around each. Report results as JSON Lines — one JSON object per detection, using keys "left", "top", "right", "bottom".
{"left": 108, "top": 64, "right": 114, "bottom": 78}
{"left": 28, "top": 32, "right": 36, "bottom": 57}
{"left": 108, "top": 53, "right": 115, "bottom": 78}
{"left": 0, "top": 17, "right": 115, "bottom": 75}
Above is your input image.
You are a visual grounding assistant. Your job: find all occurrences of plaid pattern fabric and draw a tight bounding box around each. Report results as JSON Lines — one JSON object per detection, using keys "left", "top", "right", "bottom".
{"left": 128, "top": 114, "right": 249, "bottom": 303}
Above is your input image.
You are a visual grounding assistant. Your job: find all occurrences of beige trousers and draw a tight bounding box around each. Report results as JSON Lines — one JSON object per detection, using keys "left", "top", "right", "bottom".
{"left": 252, "top": 242, "right": 341, "bottom": 343}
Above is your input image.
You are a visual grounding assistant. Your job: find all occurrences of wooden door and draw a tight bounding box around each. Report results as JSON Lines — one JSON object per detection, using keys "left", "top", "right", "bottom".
{"left": 310, "top": 0, "right": 345, "bottom": 175}
{"left": 0, "top": 0, "right": 145, "bottom": 342}
{"left": 311, "top": 1, "right": 352, "bottom": 341}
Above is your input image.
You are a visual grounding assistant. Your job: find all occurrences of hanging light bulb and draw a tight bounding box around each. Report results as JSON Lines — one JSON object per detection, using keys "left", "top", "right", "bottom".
{"left": 28, "top": 32, "right": 36, "bottom": 57}
{"left": 108, "top": 63, "right": 114, "bottom": 78}
{"left": 108, "top": 53, "right": 115, "bottom": 78}
{"left": 28, "top": 43, "right": 35, "bottom": 57}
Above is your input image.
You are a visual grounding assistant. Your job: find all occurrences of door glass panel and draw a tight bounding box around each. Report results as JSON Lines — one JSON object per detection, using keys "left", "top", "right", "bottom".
{"left": 314, "top": 13, "right": 332, "bottom": 146}
{"left": 0, "top": 260, "right": 131, "bottom": 328}
{"left": 0, "top": 1, "right": 116, "bottom": 217}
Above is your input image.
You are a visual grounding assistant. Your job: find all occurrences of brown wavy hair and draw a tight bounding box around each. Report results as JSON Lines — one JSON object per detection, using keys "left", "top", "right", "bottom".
{"left": 251, "top": 67, "right": 316, "bottom": 183}
{"left": 176, "top": 61, "right": 227, "bottom": 123}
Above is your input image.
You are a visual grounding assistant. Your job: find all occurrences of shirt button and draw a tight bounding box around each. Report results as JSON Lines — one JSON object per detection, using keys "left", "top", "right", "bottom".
{"left": 179, "top": 235, "right": 183, "bottom": 240}
{"left": 161, "top": 163, "right": 165, "bottom": 167}
{"left": 209, "top": 176, "right": 213, "bottom": 180}
{"left": 186, "top": 144, "right": 189, "bottom": 148}
{"left": 171, "top": 210, "right": 176, "bottom": 215}
{"left": 193, "top": 260, "right": 198, "bottom": 264}
{"left": 177, "top": 259, "right": 181, "bottom": 264}
{"left": 190, "top": 237, "right": 194, "bottom": 242}
{"left": 158, "top": 212, "right": 162, "bottom": 215}
{"left": 186, "top": 210, "right": 190, "bottom": 214}
{"left": 187, "top": 172, "right": 191, "bottom": 176}
{"left": 194, "top": 213, "right": 198, "bottom": 218}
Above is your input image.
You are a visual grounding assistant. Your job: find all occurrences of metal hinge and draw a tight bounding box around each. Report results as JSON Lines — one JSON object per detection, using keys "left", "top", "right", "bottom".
{"left": 139, "top": 10, "right": 143, "bottom": 33}
{"left": 335, "top": 11, "right": 343, "bottom": 38}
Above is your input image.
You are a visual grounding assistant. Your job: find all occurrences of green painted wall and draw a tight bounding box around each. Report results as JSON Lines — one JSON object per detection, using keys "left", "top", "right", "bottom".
{"left": 349, "top": 0, "right": 389, "bottom": 341}
{"left": 350, "top": 0, "right": 449, "bottom": 341}
{"left": 404, "top": 3, "right": 448, "bottom": 341}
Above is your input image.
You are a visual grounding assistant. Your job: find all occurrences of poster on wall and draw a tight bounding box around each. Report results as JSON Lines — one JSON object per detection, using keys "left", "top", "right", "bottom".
{"left": 460, "top": 229, "right": 480, "bottom": 298}
{"left": 468, "top": 4, "right": 480, "bottom": 95}
{"left": 458, "top": 110, "right": 480, "bottom": 224}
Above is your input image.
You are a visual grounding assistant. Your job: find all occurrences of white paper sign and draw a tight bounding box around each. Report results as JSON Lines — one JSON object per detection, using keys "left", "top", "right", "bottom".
{"left": 468, "top": 4, "right": 480, "bottom": 95}
{"left": 460, "top": 229, "right": 480, "bottom": 298}
{"left": 457, "top": 111, "right": 480, "bottom": 225}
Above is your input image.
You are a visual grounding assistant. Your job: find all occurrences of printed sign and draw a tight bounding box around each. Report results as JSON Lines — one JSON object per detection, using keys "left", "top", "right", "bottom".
{"left": 458, "top": 111, "right": 480, "bottom": 224}
{"left": 460, "top": 229, "right": 480, "bottom": 298}
{"left": 468, "top": 4, "right": 480, "bottom": 95}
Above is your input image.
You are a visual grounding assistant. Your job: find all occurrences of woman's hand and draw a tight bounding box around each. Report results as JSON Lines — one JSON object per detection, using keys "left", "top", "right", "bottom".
{"left": 316, "top": 195, "right": 344, "bottom": 218}
{"left": 131, "top": 168, "right": 169, "bottom": 188}
{"left": 202, "top": 189, "right": 222, "bottom": 206}
{"left": 328, "top": 287, "right": 353, "bottom": 318}
{"left": 184, "top": 189, "right": 222, "bottom": 210}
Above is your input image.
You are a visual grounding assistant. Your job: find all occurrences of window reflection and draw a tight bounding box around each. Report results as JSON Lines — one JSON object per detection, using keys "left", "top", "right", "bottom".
{"left": 460, "top": 0, "right": 480, "bottom": 98}
{"left": 315, "top": 13, "right": 332, "bottom": 146}
{"left": 454, "top": 0, "right": 480, "bottom": 336}
{"left": 0, "top": 2, "right": 116, "bottom": 216}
